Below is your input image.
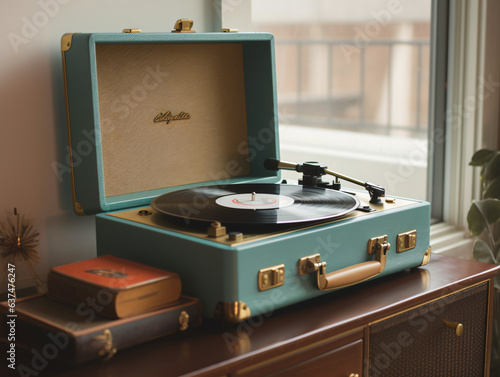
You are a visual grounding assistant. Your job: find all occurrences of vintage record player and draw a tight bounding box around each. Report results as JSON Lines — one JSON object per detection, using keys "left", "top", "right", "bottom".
{"left": 61, "top": 20, "right": 431, "bottom": 323}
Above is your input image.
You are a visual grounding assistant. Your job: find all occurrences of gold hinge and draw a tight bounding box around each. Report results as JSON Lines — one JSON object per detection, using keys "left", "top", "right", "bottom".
{"left": 221, "top": 28, "right": 238, "bottom": 33}
{"left": 172, "top": 19, "right": 196, "bottom": 33}
{"left": 122, "top": 28, "right": 142, "bottom": 33}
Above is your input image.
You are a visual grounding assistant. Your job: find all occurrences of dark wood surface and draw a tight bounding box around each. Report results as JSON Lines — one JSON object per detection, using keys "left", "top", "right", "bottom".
{"left": 4, "top": 255, "right": 499, "bottom": 377}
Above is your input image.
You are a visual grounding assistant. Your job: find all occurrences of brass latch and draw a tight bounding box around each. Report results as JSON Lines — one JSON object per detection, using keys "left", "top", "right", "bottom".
{"left": 258, "top": 264, "right": 285, "bottom": 291}
{"left": 172, "top": 19, "right": 196, "bottom": 33}
{"left": 396, "top": 230, "right": 417, "bottom": 252}
{"left": 221, "top": 28, "right": 238, "bottom": 33}
{"left": 92, "top": 329, "right": 117, "bottom": 361}
{"left": 122, "top": 28, "right": 141, "bottom": 33}
{"left": 179, "top": 311, "right": 189, "bottom": 331}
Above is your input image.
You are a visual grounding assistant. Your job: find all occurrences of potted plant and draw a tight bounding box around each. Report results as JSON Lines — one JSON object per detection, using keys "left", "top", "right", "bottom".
{"left": 467, "top": 149, "right": 500, "bottom": 374}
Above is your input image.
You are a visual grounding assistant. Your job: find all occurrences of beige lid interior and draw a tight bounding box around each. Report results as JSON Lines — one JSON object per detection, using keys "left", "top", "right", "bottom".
{"left": 95, "top": 43, "right": 249, "bottom": 197}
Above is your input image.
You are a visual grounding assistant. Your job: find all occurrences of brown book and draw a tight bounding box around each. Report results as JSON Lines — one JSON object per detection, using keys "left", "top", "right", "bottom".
{"left": 47, "top": 255, "right": 181, "bottom": 318}
{"left": 0, "top": 294, "right": 201, "bottom": 364}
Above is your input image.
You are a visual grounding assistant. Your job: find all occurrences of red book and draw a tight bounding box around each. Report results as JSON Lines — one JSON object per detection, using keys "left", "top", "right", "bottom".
{"left": 47, "top": 255, "right": 181, "bottom": 318}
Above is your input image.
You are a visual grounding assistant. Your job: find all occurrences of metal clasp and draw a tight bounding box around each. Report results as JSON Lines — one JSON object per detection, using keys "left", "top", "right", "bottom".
{"left": 179, "top": 311, "right": 189, "bottom": 331}
{"left": 92, "top": 329, "right": 117, "bottom": 361}
{"left": 258, "top": 264, "right": 285, "bottom": 291}
{"left": 396, "top": 230, "right": 417, "bottom": 252}
{"left": 172, "top": 19, "right": 196, "bottom": 33}
{"left": 367, "top": 235, "right": 390, "bottom": 255}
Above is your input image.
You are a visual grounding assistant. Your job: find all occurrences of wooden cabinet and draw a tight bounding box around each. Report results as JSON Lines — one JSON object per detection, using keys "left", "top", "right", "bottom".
{"left": 21, "top": 255, "right": 499, "bottom": 377}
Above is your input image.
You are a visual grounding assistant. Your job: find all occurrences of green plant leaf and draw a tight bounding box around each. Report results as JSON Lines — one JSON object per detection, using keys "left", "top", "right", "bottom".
{"left": 484, "top": 178, "right": 500, "bottom": 200}
{"left": 467, "top": 199, "right": 500, "bottom": 235}
{"left": 468, "top": 203, "right": 485, "bottom": 236}
{"left": 473, "top": 239, "right": 495, "bottom": 264}
{"left": 482, "top": 199, "right": 500, "bottom": 223}
{"left": 469, "top": 149, "right": 497, "bottom": 166}
{"left": 485, "top": 153, "right": 500, "bottom": 182}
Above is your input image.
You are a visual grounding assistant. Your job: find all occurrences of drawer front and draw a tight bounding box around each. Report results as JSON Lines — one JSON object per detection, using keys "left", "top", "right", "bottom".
{"left": 267, "top": 339, "right": 363, "bottom": 377}
{"left": 369, "top": 282, "right": 489, "bottom": 377}
{"left": 235, "top": 330, "right": 364, "bottom": 377}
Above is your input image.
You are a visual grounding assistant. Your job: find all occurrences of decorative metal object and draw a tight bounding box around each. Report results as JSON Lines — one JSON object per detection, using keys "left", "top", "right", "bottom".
{"left": 0, "top": 208, "right": 45, "bottom": 293}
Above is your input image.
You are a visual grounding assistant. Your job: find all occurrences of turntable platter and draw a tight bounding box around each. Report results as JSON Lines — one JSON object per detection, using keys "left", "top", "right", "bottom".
{"left": 150, "top": 184, "right": 360, "bottom": 225}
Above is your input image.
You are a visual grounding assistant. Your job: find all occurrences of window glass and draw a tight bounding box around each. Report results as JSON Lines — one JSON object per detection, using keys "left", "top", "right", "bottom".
{"left": 252, "top": 0, "right": 432, "bottom": 200}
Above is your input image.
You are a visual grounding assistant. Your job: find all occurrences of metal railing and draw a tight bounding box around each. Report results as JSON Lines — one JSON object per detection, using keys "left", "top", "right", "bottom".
{"left": 276, "top": 39, "right": 430, "bottom": 137}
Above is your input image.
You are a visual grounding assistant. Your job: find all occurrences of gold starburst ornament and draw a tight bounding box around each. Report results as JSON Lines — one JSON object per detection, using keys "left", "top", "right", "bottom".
{"left": 0, "top": 208, "right": 45, "bottom": 294}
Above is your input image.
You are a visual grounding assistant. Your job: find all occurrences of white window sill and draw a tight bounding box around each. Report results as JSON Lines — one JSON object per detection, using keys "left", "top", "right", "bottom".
{"left": 430, "top": 222, "right": 474, "bottom": 260}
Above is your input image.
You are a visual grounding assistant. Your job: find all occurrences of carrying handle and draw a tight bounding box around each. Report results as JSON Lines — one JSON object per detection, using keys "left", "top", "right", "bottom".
{"left": 299, "top": 238, "right": 390, "bottom": 291}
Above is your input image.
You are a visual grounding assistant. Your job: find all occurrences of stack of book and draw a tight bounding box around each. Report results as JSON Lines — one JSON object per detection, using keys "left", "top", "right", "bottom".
{"left": 0, "top": 255, "right": 201, "bottom": 364}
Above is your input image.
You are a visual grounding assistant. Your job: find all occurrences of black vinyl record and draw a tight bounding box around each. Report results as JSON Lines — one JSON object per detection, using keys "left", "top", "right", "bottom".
{"left": 151, "top": 184, "right": 360, "bottom": 225}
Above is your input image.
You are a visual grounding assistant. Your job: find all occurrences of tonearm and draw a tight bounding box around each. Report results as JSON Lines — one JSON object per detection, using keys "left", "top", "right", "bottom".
{"left": 264, "top": 158, "right": 385, "bottom": 204}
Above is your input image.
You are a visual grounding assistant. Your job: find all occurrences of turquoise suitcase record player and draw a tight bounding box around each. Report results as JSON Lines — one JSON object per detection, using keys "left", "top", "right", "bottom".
{"left": 62, "top": 20, "right": 431, "bottom": 323}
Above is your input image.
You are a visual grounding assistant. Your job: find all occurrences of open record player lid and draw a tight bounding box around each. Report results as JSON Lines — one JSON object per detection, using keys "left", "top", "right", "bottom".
{"left": 62, "top": 30, "right": 280, "bottom": 215}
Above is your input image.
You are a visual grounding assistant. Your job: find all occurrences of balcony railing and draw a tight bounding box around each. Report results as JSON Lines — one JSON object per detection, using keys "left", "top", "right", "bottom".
{"left": 275, "top": 39, "right": 430, "bottom": 137}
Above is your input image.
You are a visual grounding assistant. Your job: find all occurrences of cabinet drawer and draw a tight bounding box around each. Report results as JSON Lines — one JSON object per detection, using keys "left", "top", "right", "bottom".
{"left": 369, "top": 282, "right": 489, "bottom": 377}
{"left": 236, "top": 330, "right": 363, "bottom": 377}
{"left": 267, "top": 338, "right": 363, "bottom": 377}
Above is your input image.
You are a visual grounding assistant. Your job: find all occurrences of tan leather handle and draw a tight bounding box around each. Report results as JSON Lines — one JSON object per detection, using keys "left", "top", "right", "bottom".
{"left": 315, "top": 241, "right": 389, "bottom": 291}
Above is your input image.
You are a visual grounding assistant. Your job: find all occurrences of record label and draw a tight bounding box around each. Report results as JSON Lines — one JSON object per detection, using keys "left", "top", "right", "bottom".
{"left": 215, "top": 193, "right": 295, "bottom": 210}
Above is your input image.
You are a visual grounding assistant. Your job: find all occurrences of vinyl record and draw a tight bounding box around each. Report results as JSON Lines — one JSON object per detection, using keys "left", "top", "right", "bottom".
{"left": 151, "top": 184, "right": 360, "bottom": 225}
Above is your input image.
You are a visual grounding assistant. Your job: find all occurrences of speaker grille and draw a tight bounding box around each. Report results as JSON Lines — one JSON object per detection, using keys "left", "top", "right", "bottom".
{"left": 369, "top": 282, "right": 488, "bottom": 377}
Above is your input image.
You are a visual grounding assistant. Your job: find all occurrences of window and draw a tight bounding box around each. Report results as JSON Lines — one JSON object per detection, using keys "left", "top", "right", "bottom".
{"left": 220, "top": 0, "right": 498, "bottom": 256}
{"left": 251, "top": 0, "right": 433, "bottom": 203}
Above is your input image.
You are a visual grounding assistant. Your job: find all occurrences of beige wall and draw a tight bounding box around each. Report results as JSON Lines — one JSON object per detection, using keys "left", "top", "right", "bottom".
{"left": 0, "top": 0, "right": 220, "bottom": 291}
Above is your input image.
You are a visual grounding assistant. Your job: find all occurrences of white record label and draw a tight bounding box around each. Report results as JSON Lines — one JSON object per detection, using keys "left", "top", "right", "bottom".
{"left": 215, "top": 192, "right": 295, "bottom": 210}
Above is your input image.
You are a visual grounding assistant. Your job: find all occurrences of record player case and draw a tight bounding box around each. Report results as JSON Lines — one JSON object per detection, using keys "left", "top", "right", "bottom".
{"left": 62, "top": 24, "right": 431, "bottom": 322}
{"left": 62, "top": 28, "right": 280, "bottom": 215}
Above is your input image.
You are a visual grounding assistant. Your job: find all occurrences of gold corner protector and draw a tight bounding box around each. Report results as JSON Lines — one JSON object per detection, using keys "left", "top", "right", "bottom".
{"left": 421, "top": 247, "right": 431, "bottom": 266}
{"left": 61, "top": 33, "right": 76, "bottom": 52}
{"left": 214, "top": 301, "right": 251, "bottom": 323}
{"left": 73, "top": 201, "right": 86, "bottom": 216}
